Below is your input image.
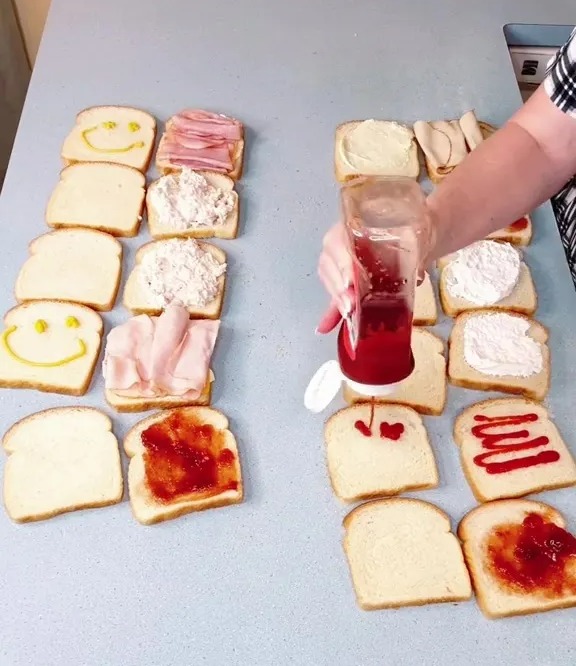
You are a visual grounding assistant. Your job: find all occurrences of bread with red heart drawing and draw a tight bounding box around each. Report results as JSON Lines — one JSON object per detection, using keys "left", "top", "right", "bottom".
{"left": 324, "top": 403, "right": 438, "bottom": 502}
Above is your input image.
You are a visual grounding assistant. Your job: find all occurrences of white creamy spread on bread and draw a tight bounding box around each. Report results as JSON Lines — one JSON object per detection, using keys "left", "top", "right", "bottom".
{"left": 149, "top": 169, "right": 235, "bottom": 230}
{"left": 340, "top": 120, "right": 414, "bottom": 173}
{"left": 139, "top": 239, "right": 226, "bottom": 308}
{"left": 463, "top": 313, "right": 543, "bottom": 377}
{"left": 444, "top": 240, "right": 521, "bottom": 305}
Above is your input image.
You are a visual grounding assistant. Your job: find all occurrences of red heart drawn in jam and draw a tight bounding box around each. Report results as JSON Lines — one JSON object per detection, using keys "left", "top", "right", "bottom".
{"left": 379, "top": 422, "right": 405, "bottom": 440}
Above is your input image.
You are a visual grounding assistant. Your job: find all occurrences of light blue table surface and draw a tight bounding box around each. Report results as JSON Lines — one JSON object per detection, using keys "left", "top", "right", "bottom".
{"left": 1, "top": 1, "right": 575, "bottom": 664}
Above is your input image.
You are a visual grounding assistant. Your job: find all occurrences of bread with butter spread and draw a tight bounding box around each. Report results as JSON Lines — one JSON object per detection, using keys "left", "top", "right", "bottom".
{"left": 459, "top": 500, "right": 576, "bottom": 618}
{"left": 454, "top": 398, "right": 576, "bottom": 503}
{"left": 124, "top": 407, "right": 243, "bottom": 525}
{"left": 46, "top": 162, "right": 146, "bottom": 237}
{"left": 2, "top": 407, "right": 123, "bottom": 522}
{"left": 334, "top": 120, "right": 420, "bottom": 182}
{"left": 448, "top": 310, "right": 550, "bottom": 401}
{"left": 15, "top": 228, "right": 122, "bottom": 312}
{"left": 344, "top": 328, "right": 447, "bottom": 416}
{"left": 61, "top": 105, "right": 156, "bottom": 172}
{"left": 343, "top": 498, "right": 472, "bottom": 609}
{"left": 324, "top": 404, "right": 438, "bottom": 502}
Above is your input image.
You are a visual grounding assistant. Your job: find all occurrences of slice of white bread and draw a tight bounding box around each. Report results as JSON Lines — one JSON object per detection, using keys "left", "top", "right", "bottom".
{"left": 487, "top": 215, "right": 533, "bottom": 246}
{"left": 459, "top": 499, "right": 576, "bottom": 618}
{"left": 413, "top": 271, "right": 437, "bottom": 325}
{"left": 105, "top": 370, "right": 214, "bottom": 413}
{"left": 123, "top": 239, "right": 226, "bottom": 318}
{"left": 334, "top": 120, "right": 420, "bottom": 182}
{"left": 448, "top": 311, "right": 549, "bottom": 401}
{"left": 124, "top": 407, "right": 242, "bottom": 525}
{"left": 0, "top": 301, "right": 103, "bottom": 396}
{"left": 344, "top": 329, "right": 447, "bottom": 416}
{"left": 438, "top": 254, "right": 537, "bottom": 317}
{"left": 413, "top": 119, "right": 468, "bottom": 184}
{"left": 46, "top": 162, "right": 146, "bottom": 237}
{"left": 61, "top": 106, "right": 156, "bottom": 172}
{"left": 325, "top": 404, "right": 438, "bottom": 502}
{"left": 146, "top": 171, "right": 239, "bottom": 240}
{"left": 2, "top": 407, "right": 123, "bottom": 522}
{"left": 454, "top": 398, "right": 576, "bottom": 502}
{"left": 15, "top": 229, "right": 122, "bottom": 312}
{"left": 343, "top": 499, "right": 472, "bottom": 609}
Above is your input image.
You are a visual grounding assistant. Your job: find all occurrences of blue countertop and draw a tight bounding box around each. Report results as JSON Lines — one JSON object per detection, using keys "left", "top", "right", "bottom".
{"left": 1, "top": 1, "right": 576, "bottom": 664}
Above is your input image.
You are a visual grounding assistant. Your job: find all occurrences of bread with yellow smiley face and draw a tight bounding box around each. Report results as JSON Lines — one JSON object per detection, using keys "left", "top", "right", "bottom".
{"left": 0, "top": 300, "right": 103, "bottom": 396}
{"left": 61, "top": 105, "right": 156, "bottom": 172}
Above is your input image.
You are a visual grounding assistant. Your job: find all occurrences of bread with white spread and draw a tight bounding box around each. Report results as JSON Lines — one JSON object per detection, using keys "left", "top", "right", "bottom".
{"left": 344, "top": 328, "right": 447, "bottom": 415}
{"left": 413, "top": 119, "right": 468, "bottom": 184}
{"left": 147, "top": 170, "right": 239, "bottom": 240}
{"left": 334, "top": 120, "right": 420, "bottom": 182}
{"left": 459, "top": 500, "right": 576, "bottom": 618}
{"left": 454, "top": 398, "right": 576, "bottom": 503}
{"left": 413, "top": 271, "right": 437, "bottom": 325}
{"left": 0, "top": 301, "right": 103, "bottom": 396}
{"left": 61, "top": 106, "right": 156, "bottom": 172}
{"left": 124, "top": 407, "right": 243, "bottom": 525}
{"left": 2, "top": 407, "right": 123, "bottom": 522}
{"left": 123, "top": 238, "right": 226, "bottom": 318}
{"left": 46, "top": 162, "right": 146, "bottom": 237}
{"left": 438, "top": 241, "right": 537, "bottom": 317}
{"left": 15, "top": 228, "right": 122, "bottom": 312}
{"left": 448, "top": 310, "right": 549, "bottom": 401}
{"left": 325, "top": 404, "right": 438, "bottom": 502}
{"left": 343, "top": 498, "right": 472, "bottom": 609}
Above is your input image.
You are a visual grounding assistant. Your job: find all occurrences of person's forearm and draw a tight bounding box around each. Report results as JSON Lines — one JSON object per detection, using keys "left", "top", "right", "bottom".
{"left": 427, "top": 120, "right": 563, "bottom": 259}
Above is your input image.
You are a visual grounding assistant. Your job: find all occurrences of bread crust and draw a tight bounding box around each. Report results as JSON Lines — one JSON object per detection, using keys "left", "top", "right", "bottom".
{"left": 105, "top": 380, "right": 212, "bottom": 413}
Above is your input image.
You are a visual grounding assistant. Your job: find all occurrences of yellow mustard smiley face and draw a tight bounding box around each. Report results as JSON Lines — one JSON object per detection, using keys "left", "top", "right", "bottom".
{"left": 2, "top": 315, "right": 87, "bottom": 367}
{"left": 81, "top": 119, "right": 145, "bottom": 154}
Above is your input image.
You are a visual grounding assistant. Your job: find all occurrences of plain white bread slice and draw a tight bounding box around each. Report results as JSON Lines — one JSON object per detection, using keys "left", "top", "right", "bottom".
{"left": 343, "top": 499, "right": 472, "bottom": 609}
{"left": 487, "top": 215, "right": 533, "bottom": 246}
{"left": 2, "top": 407, "right": 122, "bottom": 522}
{"left": 105, "top": 370, "right": 215, "bottom": 413}
{"left": 0, "top": 300, "right": 103, "bottom": 396}
{"left": 146, "top": 171, "right": 239, "bottom": 240}
{"left": 15, "top": 228, "right": 122, "bottom": 312}
{"left": 61, "top": 105, "right": 156, "bottom": 172}
{"left": 123, "top": 239, "right": 226, "bottom": 318}
{"left": 325, "top": 404, "right": 438, "bottom": 502}
{"left": 454, "top": 398, "right": 576, "bottom": 502}
{"left": 334, "top": 120, "right": 420, "bottom": 182}
{"left": 46, "top": 162, "right": 145, "bottom": 237}
{"left": 124, "top": 407, "right": 242, "bottom": 525}
{"left": 458, "top": 499, "right": 576, "bottom": 618}
{"left": 448, "top": 311, "right": 549, "bottom": 401}
{"left": 344, "top": 328, "right": 447, "bottom": 416}
{"left": 413, "top": 271, "right": 437, "bottom": 325}
{"left": 439, "top": 257, "right": 537, "bottom": 317}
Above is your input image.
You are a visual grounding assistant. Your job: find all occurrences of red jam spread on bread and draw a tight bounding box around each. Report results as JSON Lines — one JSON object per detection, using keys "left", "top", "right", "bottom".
{"left": 354, "top": 401, "right": 405, "bottom": 439}
{"left": 471, "top": 413, "right": 559, "bottom": 475}
{"left": 506, "top": 217, "right": 528, "bottom": 232}
{"left": 141, "top": 411, "right": 238, "bottom": 503}
{"left": 487, "top": 513, "right": 576, "bottom": 596}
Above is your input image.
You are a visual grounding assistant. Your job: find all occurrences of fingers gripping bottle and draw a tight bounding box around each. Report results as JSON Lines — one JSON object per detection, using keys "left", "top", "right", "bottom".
{"left": 305, "top": 177, "right": 431, "bottom": 412}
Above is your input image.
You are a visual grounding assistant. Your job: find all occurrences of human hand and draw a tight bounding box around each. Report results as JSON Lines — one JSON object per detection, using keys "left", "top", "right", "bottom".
{"left": 316, "top": 223, "right": 355, "bottom": 334}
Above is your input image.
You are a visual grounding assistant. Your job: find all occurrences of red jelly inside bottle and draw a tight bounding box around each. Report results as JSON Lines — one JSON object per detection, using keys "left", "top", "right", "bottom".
{"left": 337, "top": 236, "right": 415, "bottom": 387}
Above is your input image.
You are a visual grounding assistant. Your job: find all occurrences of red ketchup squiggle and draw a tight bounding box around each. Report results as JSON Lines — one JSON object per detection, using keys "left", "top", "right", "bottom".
{"left": 471, "top": 413, "right": 559, "bottom": 475}
{"left": 354, "top": 401, "right": 405, "bottom": 440}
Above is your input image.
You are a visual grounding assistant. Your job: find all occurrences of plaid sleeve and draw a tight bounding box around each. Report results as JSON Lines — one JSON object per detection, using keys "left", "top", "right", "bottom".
{"left": 544, "top": 29, "right": 576, "bottom": 117}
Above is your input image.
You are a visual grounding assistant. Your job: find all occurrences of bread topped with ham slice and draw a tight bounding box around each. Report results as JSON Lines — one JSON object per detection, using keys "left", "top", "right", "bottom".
{"left": 156, "top": 109, "right": 245, "bottom": 180}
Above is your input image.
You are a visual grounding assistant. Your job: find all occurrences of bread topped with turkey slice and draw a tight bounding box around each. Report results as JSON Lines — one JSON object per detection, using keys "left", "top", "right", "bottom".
{"left": 413, "top": 119, "right": 468, "bottom": 183}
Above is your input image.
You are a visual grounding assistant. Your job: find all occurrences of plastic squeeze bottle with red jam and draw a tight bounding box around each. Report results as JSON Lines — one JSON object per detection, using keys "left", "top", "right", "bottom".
{"left": 305, "top": 176, "right": 430, "bottom": 413}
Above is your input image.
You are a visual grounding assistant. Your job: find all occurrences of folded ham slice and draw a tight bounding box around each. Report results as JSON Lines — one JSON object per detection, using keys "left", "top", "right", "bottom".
{"left": 157, "top": 109, "right": 243, "bottom": 173}
{"left": 103, "top": 305, "right": 219, "bottom": 399}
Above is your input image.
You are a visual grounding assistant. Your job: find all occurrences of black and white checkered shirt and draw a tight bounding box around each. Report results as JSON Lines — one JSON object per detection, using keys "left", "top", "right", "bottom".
{"left": 544, "top": 29, "right": 576, "bottom": 282}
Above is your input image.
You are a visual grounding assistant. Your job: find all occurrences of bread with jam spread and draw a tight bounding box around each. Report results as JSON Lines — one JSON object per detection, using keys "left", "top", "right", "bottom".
{"left": 343, "top": 498, "right": 472, "bottom": 609}
{"left": 454, "top": 398, "right": 576, "bottom": 503}
{"left": 2, "top": 407, "right": 123, "bottom": 522}
{"left": 324, "top": 404, "right": 438, "bottom": 502}
{"left": 343, "top": 328, "right": 447, "bottom": 416}
{"left": 486, "top": 215, "right": 533, "bottom": 246}
{"left": 124, "top": 407, "right": 243, "bottom": 525}
{"left": 459, "top": 499, "right": 576, "bottom": 618}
